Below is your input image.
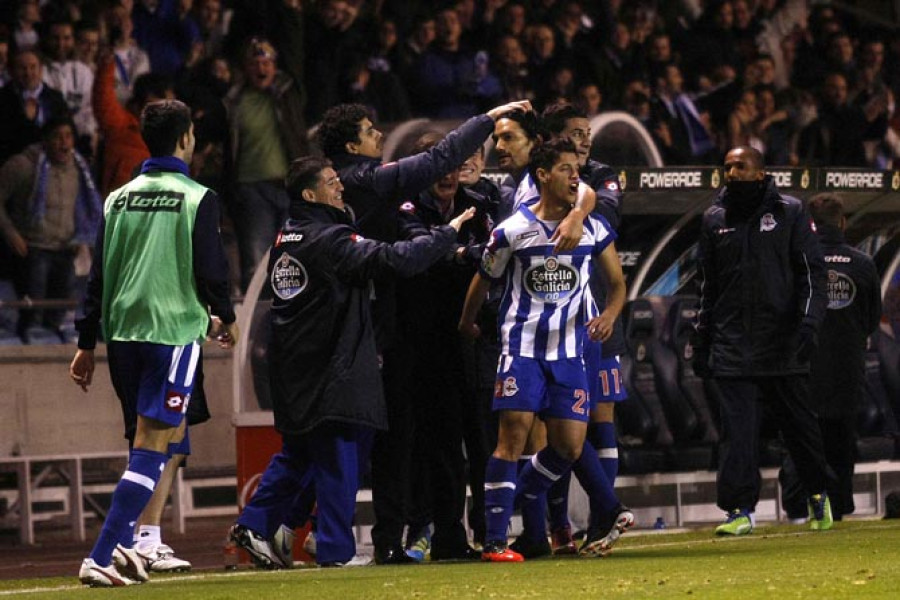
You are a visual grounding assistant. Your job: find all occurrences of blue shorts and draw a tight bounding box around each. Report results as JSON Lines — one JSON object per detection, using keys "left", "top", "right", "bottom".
{"left": 584, "top": 341, "right": 627, "bottom": 405}
{"left": 492, "top": 355, "right": 590, "bottom": 422}
{"left": 108, "top": 340, "right": 201, "bottom": 434}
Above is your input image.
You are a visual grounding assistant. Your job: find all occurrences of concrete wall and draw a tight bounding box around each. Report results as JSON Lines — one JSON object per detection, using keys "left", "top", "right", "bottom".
{"left": 0, "top": 344, "right": 236, "bottom": 468}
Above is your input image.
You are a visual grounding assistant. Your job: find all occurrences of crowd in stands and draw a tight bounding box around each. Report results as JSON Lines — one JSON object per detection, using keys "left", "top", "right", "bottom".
{"left": 0, "top": 0, "right": 899, "bottom": 344}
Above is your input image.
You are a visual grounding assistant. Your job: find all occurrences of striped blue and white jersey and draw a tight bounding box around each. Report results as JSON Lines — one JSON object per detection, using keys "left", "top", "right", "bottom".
{"left": 479, "top": 204, "right": 616, "bottom": 360}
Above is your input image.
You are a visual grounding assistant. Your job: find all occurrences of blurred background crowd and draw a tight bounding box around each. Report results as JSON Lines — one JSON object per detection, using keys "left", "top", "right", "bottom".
{"left": 0, "top": 0, "right": 898, "bottom": 344}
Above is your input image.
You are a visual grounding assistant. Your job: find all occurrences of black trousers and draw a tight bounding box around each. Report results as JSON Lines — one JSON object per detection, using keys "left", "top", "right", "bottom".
{"left": 370, "top": 345, "right": 415, "bottom": 551}
{"left": 716, "top": 376, "right": 829, "bottom": 512}
{"left": 781, "top": 417, "right": 854, "bottom": 519}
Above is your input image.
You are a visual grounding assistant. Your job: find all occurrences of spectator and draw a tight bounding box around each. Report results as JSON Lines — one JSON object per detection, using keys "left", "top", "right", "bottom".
{"left": 780, "top": 193, "right": 882, "bottom": 522}
{"left": 492, "top": 34, "right": 532, "bottom": 103}
{"left": 692, "top": 145, "right": 833, "bottom": 536}
{"left": 576, "top": 82, "right": 602, "bottom": 118}
{"left": 132, "top": 0, "right": 201, "bottom": 76}
{"left": 649, "top": 62, "right": 717, "bottom": 164}
{"left": 41, "top": 19, "right": 97, "bottom": 158}
{"left": 92, "top": 50, "right": 172, "bottom": 196}
{"left": 754, "top": 84, "right": 794, "bottom": 166}
{"left": 11, "top": 0, "right": 41, "bottom": 52}
{"left": 74, "top": 20, "right": 101, "bottom": 73}
{"left": 192, "top": 0, "right": 231, "bottom": 61}
{"left": 224, "top": 37, "right": 307, "bottom": 291}
{"left": 394, "top": 11, "right": 435, "bottom": 82}
{"left": 0, "top": 117, "right": 101, "bottom": 343}
{"left": 0, "top": 50, "right": 71, "bottom": 165}
{"left": 411, "top": 7, "right": 502, "bottom": 118}
{"left": 798, "top": 72, "right": 870, "bottom": 167}
{"left": 0, "top": 35, "right": 10, "bottom": 87}
{"left": 726, "top": 88, "right": 761, "bottom": 152}
{"left": 343, "top": 58, "right": 411, "bottom": 123}
{"left": 106, "top": 2, "right": 151, "bottom": 106}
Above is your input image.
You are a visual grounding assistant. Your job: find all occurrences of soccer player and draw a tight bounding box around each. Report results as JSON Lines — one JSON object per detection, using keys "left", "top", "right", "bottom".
{"left": 458, "top": 139, "right": 629, "bottom": 562}
{"left": 70, "top": 100, "right": 238, "bottom": 586}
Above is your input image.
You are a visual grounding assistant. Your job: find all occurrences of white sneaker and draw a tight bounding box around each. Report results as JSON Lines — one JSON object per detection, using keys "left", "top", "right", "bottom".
{"left": 302, "top": 530, "right": 317, "bottom": 558}
{"left": 271, "top": 525, "right": 296, "bottom": 568}
{"left": 229, "top": 523, "right": 288, "bottom": 569}
{"left": 112, "top": 544, "right": 150, "bottom": 582}
{"left": 135, "top": 542, "right": 192, "bottom": 572}
{"left": 79, "top": 558, "right": 138, "bottom": 587}
{"left": 320, "top": 554, "right": 373, "bottom": 568}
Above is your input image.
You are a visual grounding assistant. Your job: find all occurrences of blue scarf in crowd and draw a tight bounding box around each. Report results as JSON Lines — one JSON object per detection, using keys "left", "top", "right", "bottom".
{"left": 674, "top": 94, "right": 716, "bottom": 157}
{"left": 30, "top": 150, "right": 102, "bottom": 245}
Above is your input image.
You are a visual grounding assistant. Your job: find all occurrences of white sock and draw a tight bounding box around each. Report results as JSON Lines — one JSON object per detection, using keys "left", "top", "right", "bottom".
{"left": 136, "top": 525, "right": 162, "bottom": 546}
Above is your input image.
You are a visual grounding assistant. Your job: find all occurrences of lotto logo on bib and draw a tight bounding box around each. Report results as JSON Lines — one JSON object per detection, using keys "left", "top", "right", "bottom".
{"left": 524, "top": 257, "right": 579, "bottom": 302}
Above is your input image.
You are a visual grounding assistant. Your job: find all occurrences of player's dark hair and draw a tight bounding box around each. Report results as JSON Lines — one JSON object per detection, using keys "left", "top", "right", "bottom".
{"left": 541, "top": 100, "right": 586, "bottom": 137}
{"left": 286, "top": 156, "right": 332, "bottom": 211}
{"left": 808, "top": 193, "right": 844, "bottom": 229}
{"left": 495, "top": 109, "right": 546, "bottom": 142}
{"left": 528, "top": 138, "right": 578, "bottom": 187}
{"left": 316, "top": 103, "right": 371, "bottom": 159}
{"left": 140, "top": 100, "right": 192, "bottom": 157}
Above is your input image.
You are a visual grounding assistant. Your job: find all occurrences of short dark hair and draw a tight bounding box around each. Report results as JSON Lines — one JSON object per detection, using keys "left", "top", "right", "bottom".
{"left": 496, "top": 109, "right": 546, "bottom": 143}
{"left": 286, "top": 156, "right": 332, "bottom": 215}
{"left": 541, "top": 100, "right": 586, "bottom": 137}
{"left": 41, "top": 115, "right": 76, "bottom": 140}
{"left": 808, "top": 193, "right": 844, "bottom": 228}
{"left": 132, "top": 72, "right": 174, "bottom": 108}
{"left": 528, "top": 138, "right": 578, "bottom": 187}
{"left": 729, "top": 145, "right": 765, "bottom": 170}
{"left": 140, "top": 100, "right": 192, "bottom": 157}
{"left": 316, "top": 103, "right": 371, "bottom": 159}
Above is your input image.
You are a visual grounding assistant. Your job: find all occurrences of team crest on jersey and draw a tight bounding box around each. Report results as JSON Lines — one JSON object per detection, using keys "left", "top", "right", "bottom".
{"left": 524, "top": 257, "right": 579, "bottom": 302}
{"left": 605, "top": 180, "right": 619, "bottom": 192}
{"left": 826, "top": 270, "right": 856, "bottom": 309}
{"left": 503, "top": 377, "right": 519, "bottom": 396}
{"left": 271, "top": 252, "right": 309, "bottom": 299}
{"left": 759, "top": 213, "right": 777, "bottom": 232}
{"left": 165, "top": 391, "right": 190, "bottom": 413}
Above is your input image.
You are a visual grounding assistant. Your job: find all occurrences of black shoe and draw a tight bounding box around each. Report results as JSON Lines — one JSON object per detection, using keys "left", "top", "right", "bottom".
{"left": 509, "top": 535, "right": 551, "bottom": 559}
{"left": 374, "top": 545, "right": 418, "bottom": 565}
{"left": 430, "top": 544, "right": 481, "bottom": 561}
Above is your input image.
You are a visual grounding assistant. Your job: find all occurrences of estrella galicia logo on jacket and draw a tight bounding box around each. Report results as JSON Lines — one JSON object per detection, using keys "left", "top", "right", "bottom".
{"left": 165, "top": 390, "right": 190, "bottom": 413}
{"left": 759, "top": 213, "right": 777, "bottom": 232}
{"left": 524, "top": 257, "right": 579, "bottom": 302}
{"left": 116, "top": 191, "right": 184, "bottom": 212}
{"left": 270, "top": 252, "right": 308, "bottom": 300}
{"left": 826, "top": 270, "right": 856, "bottom": 309}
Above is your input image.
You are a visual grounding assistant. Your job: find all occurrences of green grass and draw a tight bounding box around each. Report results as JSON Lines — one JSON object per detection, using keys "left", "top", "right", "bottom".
{"left": 3, "top": 520, "right": 899, "bottom": 599}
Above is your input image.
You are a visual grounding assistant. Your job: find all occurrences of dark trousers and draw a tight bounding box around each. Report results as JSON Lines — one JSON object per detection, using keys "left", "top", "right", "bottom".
{"left": 781, "top": 417, "right": 855, "bottom": 519}
{"left": 230, "top": 181, "right": 289, "bottom": 291}
{"left": 237, "top": 424, "right": 373, "bottom": 564}
{"left": 370, "top": 345, "right": 415, "bottom": 551}
{"left": 14, "top": 247, "right": 74, "bottom": 333}
{"left": 716, "top": 376, "right": 829, "bottom": 512}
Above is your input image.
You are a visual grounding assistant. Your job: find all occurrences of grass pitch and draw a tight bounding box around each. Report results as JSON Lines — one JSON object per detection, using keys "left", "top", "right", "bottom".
{"left": 2, "top": 519, "right": 898, "bottom": 599}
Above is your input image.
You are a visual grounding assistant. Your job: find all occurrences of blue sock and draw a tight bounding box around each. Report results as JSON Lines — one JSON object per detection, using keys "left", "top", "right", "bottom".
{"left": 90, "top": 448, "right": 166, "bottom": 566}
{"left": 484, "top": 457, "right": 518, "bottom": 545}
{"left": 517, "top": 448, "right": 573, "bottom": 541}
{"left": 572, "top": 440, "right": 619, "bottom": 516}
{"left": 547, "top": 471, "right": 571, "bottom": 532}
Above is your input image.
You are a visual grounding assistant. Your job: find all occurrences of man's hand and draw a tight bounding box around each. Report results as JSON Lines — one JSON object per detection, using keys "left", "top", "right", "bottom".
{"left": 70, "top": 349, "right": 95, "bottom": 392}
{"left": 6, "top": 231, "right": 27, "bottom": 257}
{"left": 448, "top": 207, "right": 476, "bottom": 232}
{"left": 458, "top": 320, "right": 481, "bottom": 340}
{"left": 550, "top": 208, "right": 585, "bottom": 252}
{"left": 209, "top": 317, "right": 240, "bottom": 349}
{"left": 486, "top": 99, "right": 533, "bottom": 121}
{"left": 587, "top": 314, "right": 614, "bottom": 342}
